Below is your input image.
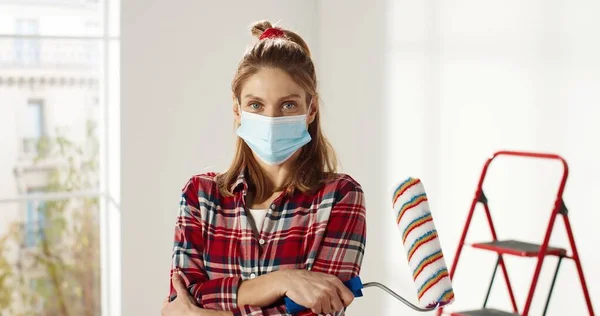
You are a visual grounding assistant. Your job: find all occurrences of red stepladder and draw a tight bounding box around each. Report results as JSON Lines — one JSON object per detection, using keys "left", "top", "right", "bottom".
{"left": 437, "top": 151, "right": 595, "bottom": 316}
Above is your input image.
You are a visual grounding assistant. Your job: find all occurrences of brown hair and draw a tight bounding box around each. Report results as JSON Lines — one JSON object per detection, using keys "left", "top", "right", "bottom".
{"left": 216, "top": 20, "right": 338, "bottom": 203}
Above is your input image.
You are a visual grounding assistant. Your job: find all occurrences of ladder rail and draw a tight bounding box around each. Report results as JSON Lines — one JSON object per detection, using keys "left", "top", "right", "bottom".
{"left": 522, "top": 199, "right": 561, "bottom": 315}
{"left": 542, "top": 256, "right": 564, "bottom": 316}
{"left": 518, "top": 152, "right": 568, "bottom": 315}
{"left": 482, "top": 150, "right": 569, "bottom": 194}
{"left": 563, "top": 214, "right": 595, "bottom": 315}
{"left": 482, "top": 202, "right": 519, "bottom": 312}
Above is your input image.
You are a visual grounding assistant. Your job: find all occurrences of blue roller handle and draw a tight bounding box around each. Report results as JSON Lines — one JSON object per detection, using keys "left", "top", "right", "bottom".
{"left": 284, "top": 276, "right": 364, "bottom": 314}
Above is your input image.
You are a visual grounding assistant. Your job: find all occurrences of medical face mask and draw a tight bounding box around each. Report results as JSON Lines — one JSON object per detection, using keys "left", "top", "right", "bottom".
{"left": 236, "top": 107, "right": 312, "bottom": 165}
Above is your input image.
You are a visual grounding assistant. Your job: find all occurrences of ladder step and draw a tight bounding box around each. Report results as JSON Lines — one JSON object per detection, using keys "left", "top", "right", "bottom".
{"left": 451, "top": 308, "right": 521, "bottom": 316}
{"left": 471, "top": 239, "right": 567, "bottom": 257}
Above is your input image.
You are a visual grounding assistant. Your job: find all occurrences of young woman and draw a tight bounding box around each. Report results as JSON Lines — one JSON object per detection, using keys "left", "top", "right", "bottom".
{"left": 161, "top": 20, "right": 367, "bottom": 316}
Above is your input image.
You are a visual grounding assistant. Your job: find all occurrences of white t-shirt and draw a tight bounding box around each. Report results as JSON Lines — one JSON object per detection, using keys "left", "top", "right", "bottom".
{"left": 247, "top": 209, "right": 268, "bottom": 235}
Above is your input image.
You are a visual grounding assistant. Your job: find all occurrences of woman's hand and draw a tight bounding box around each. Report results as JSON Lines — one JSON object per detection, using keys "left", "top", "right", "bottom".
{"left": 281, "top": 270, "right": 355, "bottom": 315}
{"left": 162, "top": 271, "right": 233, "bottom": 316}
{"left": 161, "top": 271, "right": 200, "bottom": 316}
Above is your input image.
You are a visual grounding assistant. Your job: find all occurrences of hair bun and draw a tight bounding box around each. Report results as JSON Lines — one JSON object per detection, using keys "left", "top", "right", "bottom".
{"left": 251, "top": 20, "right": 274, "bottom": 38}
{"left": 248, "top": 20, "right": 311, "bottom": 57}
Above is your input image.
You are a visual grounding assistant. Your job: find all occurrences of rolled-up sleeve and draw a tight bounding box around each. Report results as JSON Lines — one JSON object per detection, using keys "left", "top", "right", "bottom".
{"left": 169, "top": 178, "right": 242, "bottom": 310}
{"left": 310, "top": 180, "right": 367, "bottom": 281}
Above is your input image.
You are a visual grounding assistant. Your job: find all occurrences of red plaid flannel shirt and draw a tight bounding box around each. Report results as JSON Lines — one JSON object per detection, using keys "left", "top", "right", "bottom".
{"left": 169, "top": 171, "right": 367, "bottom": 315}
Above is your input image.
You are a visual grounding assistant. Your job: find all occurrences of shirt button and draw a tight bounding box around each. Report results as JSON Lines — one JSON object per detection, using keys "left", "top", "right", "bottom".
{"left": 270, "top": 204, "right": 276, "bottom": 210}
{"left": 250, "top": 273, "right": 256, "bottom": 279}
{"left": 259, "top": 239, "right": 265, "bottom": 245}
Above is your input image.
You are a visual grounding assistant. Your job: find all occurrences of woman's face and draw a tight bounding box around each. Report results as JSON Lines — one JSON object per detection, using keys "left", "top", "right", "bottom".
{"left": 234, "top": 68, "right": 317, "bottom": 123}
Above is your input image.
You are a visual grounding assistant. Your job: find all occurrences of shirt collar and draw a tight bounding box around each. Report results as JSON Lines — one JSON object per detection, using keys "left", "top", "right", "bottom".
{"left": 229, "top": 168, "right": 300, "bottom": 196}
{"left": 230, "top": 169, "right": 248, "bottom": 193}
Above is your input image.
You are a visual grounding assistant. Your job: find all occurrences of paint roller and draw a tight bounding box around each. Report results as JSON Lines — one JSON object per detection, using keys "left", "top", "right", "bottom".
{"left": 284, "top": 177, "right": 455, "bottom": 314}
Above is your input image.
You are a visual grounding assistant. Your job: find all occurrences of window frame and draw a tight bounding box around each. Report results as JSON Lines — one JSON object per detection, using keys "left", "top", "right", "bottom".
{"left": 0, "top": 2, "right": 121, "bottom": 316}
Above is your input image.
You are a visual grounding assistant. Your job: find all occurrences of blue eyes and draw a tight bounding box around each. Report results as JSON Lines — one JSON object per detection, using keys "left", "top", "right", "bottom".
{"left": 282, "top": 102, "right": 296, "bottom": 110}
{"left": 247, "top": 102, "right": 297, "bottom": 111}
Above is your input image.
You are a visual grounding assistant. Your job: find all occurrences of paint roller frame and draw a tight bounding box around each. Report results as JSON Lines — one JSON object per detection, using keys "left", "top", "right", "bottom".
{"left": 361, "top": 281, "right": 440, "bottom": 312}
{"left": 284, "top": 276, "right": 441, "bottom": 313}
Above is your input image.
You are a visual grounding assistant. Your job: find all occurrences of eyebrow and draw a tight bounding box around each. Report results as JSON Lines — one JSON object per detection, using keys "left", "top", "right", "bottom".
{"left": 243, "top": 93, "right": 303, "bottom": 102}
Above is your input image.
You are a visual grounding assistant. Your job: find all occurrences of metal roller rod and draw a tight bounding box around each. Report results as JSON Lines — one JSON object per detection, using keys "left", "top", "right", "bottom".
{"left": 362, "top": 282, "right": 438, "bottom": 312}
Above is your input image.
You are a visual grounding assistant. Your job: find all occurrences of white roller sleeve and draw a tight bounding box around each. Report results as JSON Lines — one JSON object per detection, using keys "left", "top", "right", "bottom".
{"left": 391, "top": 177, "right": 455, "bottom": 308}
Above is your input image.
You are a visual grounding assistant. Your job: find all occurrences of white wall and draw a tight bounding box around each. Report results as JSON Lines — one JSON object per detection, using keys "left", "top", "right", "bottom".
{"left": 316, "top": 2, "right": 389, "bottom": 315}
{"left": 122, "top": 1, "right": 600, "bottom": 316}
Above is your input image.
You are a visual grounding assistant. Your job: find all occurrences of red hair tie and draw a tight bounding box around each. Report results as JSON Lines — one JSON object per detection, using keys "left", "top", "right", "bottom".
{"left": 259, "top": 27, "right": 285, "bottom": 40}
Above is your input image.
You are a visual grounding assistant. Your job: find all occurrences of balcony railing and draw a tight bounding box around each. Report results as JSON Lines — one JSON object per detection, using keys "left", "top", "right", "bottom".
{"left": 0, "top": 38, "right": 99, "bottom": 69}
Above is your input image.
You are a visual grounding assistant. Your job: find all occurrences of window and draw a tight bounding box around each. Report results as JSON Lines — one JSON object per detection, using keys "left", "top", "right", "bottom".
{"left": 22, "top": 99, "right": 46, "bottom": 155}
{"left": 0, "top": 1, "right": 120, "bottom": 315}
{"left": 24, "top": 189, "right": 46, "bottom": 248}
{"left": 14, "top": 19, "right": 40, "bottom": 66}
